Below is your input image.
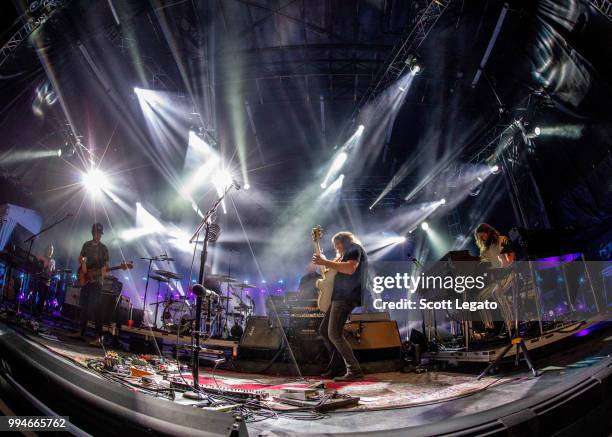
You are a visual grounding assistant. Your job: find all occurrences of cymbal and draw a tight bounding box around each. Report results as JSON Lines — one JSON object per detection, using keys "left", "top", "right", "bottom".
{"left": 149, "top": 274, "right": 169, "bottom": 283}
{"left": 234, "top": 282, "right": 256, "bottom": 289}
{"left": 154, "top": 270, "right": 181, "bottom": 280}
{"left": 205, "top": 274, "right": 239, "bottom": 283}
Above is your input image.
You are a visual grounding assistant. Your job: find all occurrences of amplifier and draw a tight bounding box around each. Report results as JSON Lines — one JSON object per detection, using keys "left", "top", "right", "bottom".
{"left": 64, "top": 286, "right": 81, "bottom": 306}
{"left": 349, "top": 312, "right": 391, "bottom": 322}
{"left": 344, "top": 320, "right": 401, "bottom": 350}
{"left": 239, "top": 317, "right": 283, "bottom": 360}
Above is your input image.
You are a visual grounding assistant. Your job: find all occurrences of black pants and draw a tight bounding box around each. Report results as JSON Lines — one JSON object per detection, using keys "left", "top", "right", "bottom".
{"left": 79, "top": 281, "right": 103, "bottom": 336}
{"left": 33, "top": 283, "right": 49, "bottom": 316}
{"left": 319, "top": 300, "right": 362, "bottom": 374}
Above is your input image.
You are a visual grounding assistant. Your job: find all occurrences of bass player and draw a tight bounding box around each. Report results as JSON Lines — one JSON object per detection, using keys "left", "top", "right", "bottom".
{"left": 312, "top": 231, "right": 368, "bottom": 381}
{"left": 70, "top": 222, "right": 109, "bottom": 345}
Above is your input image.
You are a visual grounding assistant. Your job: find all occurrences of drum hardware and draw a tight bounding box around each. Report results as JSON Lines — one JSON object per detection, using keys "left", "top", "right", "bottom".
{"left": 153, "top": 270, "right": 182, "bottom": 280}
{"left": 147, "top": 274, "right": 171, "bottom": 329}
{"left": 140, "top": 254, "right": 176, "bottom": 327}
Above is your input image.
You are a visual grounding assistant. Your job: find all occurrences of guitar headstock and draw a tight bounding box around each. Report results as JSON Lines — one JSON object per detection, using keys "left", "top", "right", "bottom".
{"left": 311, "top": 225, "right": 323, "bottom": 242}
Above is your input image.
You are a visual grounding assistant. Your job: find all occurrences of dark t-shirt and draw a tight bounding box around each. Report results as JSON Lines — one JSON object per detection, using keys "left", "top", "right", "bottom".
{"left": 80, "top": 240, "right": 109, "bottom": 271}
{"left": 332, "top": 244, "right": 367, "bottom": 305}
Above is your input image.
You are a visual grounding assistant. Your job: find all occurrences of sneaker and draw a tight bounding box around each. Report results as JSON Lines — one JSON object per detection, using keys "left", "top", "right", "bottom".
{"left": 333, "top": 371, "right": 364, "bottom": 382}
{"left": 321, "top": 368, "right": 344, "bottom": 379}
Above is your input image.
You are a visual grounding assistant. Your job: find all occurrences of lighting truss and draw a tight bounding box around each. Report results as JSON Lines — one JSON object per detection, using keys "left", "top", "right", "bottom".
{"left": 589, "top": 0, "right": 612, "bottom": 21}
{"left": 0, "top": 1, "right": 67, "bottom": 69}
{"left": 346, "top": 0, "right": 451, "bottom": 129}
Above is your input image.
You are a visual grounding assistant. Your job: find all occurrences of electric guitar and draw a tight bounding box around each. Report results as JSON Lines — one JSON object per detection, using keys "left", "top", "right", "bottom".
{"left": 312, "top": 225, "right": 336, "bottom": 313}
{"left": 77, "top": 261, "right": 133, "bottom": 287}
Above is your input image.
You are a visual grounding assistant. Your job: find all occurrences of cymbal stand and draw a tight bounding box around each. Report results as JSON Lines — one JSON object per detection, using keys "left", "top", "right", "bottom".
{"left": 140, "top": 254, "right": 171, "bottom": 327}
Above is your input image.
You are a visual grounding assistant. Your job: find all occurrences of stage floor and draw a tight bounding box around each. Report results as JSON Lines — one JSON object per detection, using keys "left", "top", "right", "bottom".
{"left": 4, "top": 313, "right": 612, "bottom": 434}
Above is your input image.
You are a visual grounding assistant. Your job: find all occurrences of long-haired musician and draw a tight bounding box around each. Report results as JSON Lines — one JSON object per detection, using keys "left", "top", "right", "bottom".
{"left": 474, "top": 223, "right": 515, "bottom": 334}
{"left": 312, "top": 231, "right": 368, "bottom": 381}
{"left": 474, "top": 223, "right": 514, "bottom": 268}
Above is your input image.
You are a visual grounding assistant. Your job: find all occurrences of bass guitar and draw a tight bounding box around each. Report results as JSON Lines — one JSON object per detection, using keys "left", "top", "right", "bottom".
{"left": 77, "top": 261, "right": 133, "bottom": 287}
{"left": 312, "top": 225, "right": 335, "bottom": 313}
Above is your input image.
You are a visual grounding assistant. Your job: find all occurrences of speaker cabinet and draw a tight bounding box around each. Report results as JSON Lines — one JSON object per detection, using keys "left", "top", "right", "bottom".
{"left": 239, "top": 316, "right": 283, "bottom": 360}
{"left": 345, "top": 320, "right": 402, "bottom": 362}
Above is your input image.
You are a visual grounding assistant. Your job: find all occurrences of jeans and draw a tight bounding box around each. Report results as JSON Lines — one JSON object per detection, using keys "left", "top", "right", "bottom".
{"left": 319, "top": 300, "right": 362, "bottom": 374}
{"left": 79, "top": 281, "right": 103, "bottom": 336}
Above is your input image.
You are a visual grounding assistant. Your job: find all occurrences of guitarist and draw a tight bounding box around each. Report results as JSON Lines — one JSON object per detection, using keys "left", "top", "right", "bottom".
{"left": 75, "top": 222, "right": 109, "bottom": 344}
{"left": 312, "top": 231, "right": 367, "bottom": 382}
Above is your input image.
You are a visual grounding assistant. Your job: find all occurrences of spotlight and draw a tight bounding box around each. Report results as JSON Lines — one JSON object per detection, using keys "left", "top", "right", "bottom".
{"left": 244, "top": 183, "right": 251, "bottom": 190}
{"left": 321, "top": 182, "right": 327, "bottom": 189}
{"left": 82, "top": 168, "right": 109, "bottom": 197}
{"left": 405, "top": 54, "right": 421, "bottom": 75}
{"left": 214, "top": 169, "right": 234, "bottom": 192}
{"left": 421, "top": 222, "right": 429, "bottom": 231}
{"left": 56, "top": 149, "right": 62, "bottom": 157}
{"left": 134, "top": 87, "right": 141, "bottom": 94}
{"left": 357, "top": 125, "right": 365, "bottom": 133}
{"left": 331, "top": 151, "right": 348, "bottom": 171}
{"left": 534, "top": 126, "right": 541, "bottom": 136}
{"left": 489, "top": 163, "right": 500, "bottom": 174}
{"left": 440, "top": 198, "right": 446, "bottom": 205}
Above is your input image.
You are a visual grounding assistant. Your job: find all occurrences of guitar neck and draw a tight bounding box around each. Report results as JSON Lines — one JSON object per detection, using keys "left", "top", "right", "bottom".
{"left": 313, "top": 240, "right": 322, "bottom": 256}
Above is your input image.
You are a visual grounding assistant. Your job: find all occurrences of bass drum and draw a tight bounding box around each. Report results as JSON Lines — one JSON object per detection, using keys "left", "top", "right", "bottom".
{"left": 162, "top": 300, "right": 195, "bottom": 335}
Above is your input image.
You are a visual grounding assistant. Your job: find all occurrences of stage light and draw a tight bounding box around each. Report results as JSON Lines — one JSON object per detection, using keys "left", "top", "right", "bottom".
{"left": 534, "top": 126, "right": 541, "bottom": 136}
{"left": 421, "top": 222, "right": 429, "bottom": 231}
{"left": 82, "top": 168, "right": 109, "bottom": 196}
{"left": 56, "top": 149, "right": 62, "bottom": 157}
{"left": 331, "top": 151, "right": 348, "bottom": 171}
{"left": 357, "top": 125, "right": 365, "bottom": 133}
{"left": 411, "top": 64, "right": 421, "bottom": 74}
{"left": 489, "top": 164, "right": 500, "bottom": 174}
{"left": 134, "top": 87, "right": 141, "bottom": 94}
{"left": 440, "top": 198, "right": 446, "bottom": 205}
{"left": 320, "top": 182, "right": 327, "bottom": 189}
{"left": 328, "top": 174, "right": 344, "bottom": 192}
{"left": 214, "top": 169, "right": 234, "bottom": 192}
{"left": 244, "top": 183, "right": 251, "bottom": 190}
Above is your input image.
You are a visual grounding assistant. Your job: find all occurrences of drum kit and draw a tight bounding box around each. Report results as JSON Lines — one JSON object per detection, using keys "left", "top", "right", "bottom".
{"left": 144, "top": 267, "right": 256, "bottom": 339}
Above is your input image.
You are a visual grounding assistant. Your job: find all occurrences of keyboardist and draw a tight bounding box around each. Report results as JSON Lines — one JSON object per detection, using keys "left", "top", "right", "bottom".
{"left": 474, "top": 223, "right": 516, "bottom": 336}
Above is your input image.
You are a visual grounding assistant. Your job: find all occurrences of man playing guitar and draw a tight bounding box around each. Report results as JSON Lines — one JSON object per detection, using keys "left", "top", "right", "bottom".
{"left": 313, "top": 231, "right": 368, "bottom": 382}
{"left": 74, "top": 222, "right": 109, "bottom": 345}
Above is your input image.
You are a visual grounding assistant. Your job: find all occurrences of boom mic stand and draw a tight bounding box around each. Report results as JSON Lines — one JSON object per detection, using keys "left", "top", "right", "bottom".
{"left": 188, "top": 182, "right": 238, "bottom": 390}
{"left": 23, "top": 213, "right": 73, "bottom": 258}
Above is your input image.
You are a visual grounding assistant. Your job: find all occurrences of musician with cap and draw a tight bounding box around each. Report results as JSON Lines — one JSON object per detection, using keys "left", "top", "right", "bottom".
{"left": 70, "top": 223, "right": 109, "bottom": 345}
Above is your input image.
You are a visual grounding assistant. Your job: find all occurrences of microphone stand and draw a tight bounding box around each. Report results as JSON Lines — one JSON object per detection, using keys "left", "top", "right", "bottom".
{"left": 188, "top": 183, "right": 237, "bottom": 390}
{"left": 23, "top": 213, "right": 72, "bottom": 258}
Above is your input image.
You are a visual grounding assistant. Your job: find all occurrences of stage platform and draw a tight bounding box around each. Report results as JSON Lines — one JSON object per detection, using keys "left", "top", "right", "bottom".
{"left": 1, "top": 312, "right": 611, "bottom": 435}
